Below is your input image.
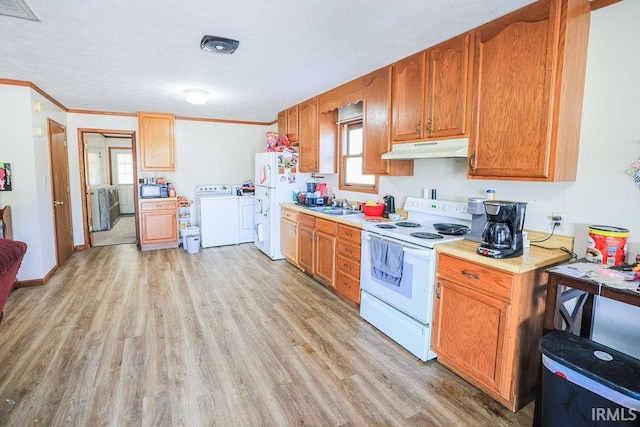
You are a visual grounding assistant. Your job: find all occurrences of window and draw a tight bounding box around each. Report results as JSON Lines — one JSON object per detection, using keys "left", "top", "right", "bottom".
{"left": 109, "top": 148, "right": 133, "bottom": 185}
{"left": 339, "top": 119, "right": 377, "bottom": 193}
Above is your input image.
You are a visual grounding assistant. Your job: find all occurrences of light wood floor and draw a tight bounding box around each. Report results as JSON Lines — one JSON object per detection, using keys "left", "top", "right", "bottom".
{"left": 0, "top": 243, "right": 534, "bottom": 426}
{"left": 92, "top": 215, "right": 136, "bottom": 247}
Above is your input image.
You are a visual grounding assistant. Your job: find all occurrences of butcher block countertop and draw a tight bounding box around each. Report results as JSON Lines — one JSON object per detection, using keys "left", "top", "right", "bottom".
{"left": 435, "top": 230, "right": 574, "bottom": 275}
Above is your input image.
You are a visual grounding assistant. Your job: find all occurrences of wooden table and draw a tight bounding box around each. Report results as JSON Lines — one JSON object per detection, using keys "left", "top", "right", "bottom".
{"left": 543, "top": 266, "right": 640, "bottom": 337}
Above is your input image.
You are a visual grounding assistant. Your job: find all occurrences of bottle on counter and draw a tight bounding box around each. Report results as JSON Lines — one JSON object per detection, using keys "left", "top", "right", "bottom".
{"left": 486, "top": 189, "right": 496, "bottom": 200}
{"left": 168, "top": 184, "right": 176, "bottom": 198}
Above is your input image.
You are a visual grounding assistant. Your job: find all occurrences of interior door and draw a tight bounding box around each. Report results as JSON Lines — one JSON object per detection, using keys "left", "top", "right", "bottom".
{"left": 48, "top": 119, "right": 74, "bottom": 266}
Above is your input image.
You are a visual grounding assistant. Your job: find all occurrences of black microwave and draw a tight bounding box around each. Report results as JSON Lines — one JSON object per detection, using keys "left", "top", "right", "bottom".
{"left": 139, "top": 184, "right": 168, "bottom": 198}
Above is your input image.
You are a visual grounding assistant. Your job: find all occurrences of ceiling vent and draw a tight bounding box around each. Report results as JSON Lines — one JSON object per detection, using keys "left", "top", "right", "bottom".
{"left": 0, "top": 0, "right": 39, "bottom": 21}
{"left": 200, "top": 35, "right": 240, "bottom": 54}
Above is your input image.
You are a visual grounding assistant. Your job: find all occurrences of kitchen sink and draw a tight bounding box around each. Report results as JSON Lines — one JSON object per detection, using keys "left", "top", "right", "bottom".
{"left": 307, "top": 206, "right": 361, "bottom": 216}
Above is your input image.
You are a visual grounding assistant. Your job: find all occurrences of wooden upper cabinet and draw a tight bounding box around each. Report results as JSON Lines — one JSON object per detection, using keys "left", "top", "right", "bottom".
{"left": 425, "top": 33, "right": 472, "bottom": 139}
{"left": 277, "top": 110, "right": 287, "bottom": 140}
{"left": 363, "top": 67, "right": 413, "bottom": 176}
{"left": 138, "top": 112, "right": 175, "bottom": 171}
{"left": 286, "top": 105, "right": 299, "bottom": 143}
{"left": 468, "top": 0, "right": 590, "bottom": 181}
{"left": 298, "top": 98, "right": 320, "bottom": 173}
{"left": 392, "top": 52, "right": 426, "bottom": 142}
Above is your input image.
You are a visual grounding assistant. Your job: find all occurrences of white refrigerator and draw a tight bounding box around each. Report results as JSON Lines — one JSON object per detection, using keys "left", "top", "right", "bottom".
{"left": 254, "top": 152, "right": 310, "bottom": 260}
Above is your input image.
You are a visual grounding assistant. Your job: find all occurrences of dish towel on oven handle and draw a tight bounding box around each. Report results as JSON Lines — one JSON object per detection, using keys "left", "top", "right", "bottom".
{"left": 370, "top": 237, "right": 404, "bottom": 286}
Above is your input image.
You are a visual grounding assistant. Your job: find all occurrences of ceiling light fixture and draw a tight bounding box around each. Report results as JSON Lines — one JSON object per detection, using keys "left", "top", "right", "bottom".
{"left": 185, "top": 89, "right": 209, "bottom": 105}
{"left": 200, "top": 35, "right": 240, "bottom": 54}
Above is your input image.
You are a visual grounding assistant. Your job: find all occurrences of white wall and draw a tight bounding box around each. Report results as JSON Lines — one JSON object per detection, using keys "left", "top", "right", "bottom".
{"left": 327, "top": 0, "right": 640, "bottom": 261}
{"left": 66, "top": 113, "right": 270, "bottom": 246}
{"left": 0, "top": 84, "right": 66, "bottom": 280}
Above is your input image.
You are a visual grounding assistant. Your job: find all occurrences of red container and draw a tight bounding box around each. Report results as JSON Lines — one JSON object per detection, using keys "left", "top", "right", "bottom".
{"left": 363, "top": 203, "right": 385, "bottom": 217}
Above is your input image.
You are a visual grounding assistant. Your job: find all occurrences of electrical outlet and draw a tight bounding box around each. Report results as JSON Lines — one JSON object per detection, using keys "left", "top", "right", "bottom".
{"left": 551, "top": 212, "right": 565, "bottom": 230}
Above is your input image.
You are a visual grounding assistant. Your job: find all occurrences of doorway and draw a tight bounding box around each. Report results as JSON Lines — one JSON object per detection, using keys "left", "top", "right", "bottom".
{"left": 77, "top": 129, "right": 139, "bottom": 248}
{"left": 48, "top": 119, "right": 74, "bottom": 266}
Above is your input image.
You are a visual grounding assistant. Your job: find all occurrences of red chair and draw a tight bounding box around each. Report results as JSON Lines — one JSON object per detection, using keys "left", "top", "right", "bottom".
{"left": 0, "top": 239, "right": 27, "bottom": 323}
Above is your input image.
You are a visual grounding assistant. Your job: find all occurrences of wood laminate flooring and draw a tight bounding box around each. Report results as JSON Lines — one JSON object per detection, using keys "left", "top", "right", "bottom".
{"left": 0, "top": 243, "right": 534, "bottom": 426}
{"left": 92, "top": 215, "right": 136, "bottom": 247}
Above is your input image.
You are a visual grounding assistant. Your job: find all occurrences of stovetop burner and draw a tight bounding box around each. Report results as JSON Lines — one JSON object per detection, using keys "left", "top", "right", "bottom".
{"left": 396, "top": 221, "right": 421, "bottom": 228}
{"left": 376, "top": 224, "right": 397, "bottom": 229}
{"left": 410, "top": 232, "right": 444, "bottom": 240}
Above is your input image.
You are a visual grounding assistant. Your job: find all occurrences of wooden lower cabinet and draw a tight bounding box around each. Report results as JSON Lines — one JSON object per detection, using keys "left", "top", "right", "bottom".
{"left": 297, "top": 214, "right": 315, "bottom": 274}
{"left": 313, "top": 218, "right": 336, "bottom": 287}
{"left": 335, "top": 224, "right": 361, "bottom": 304}
{"left": 290, "top": 212, "right": 362, "bottom": 304}
{"left": 433, "top": 253, "right": 548, "bottom": 411}
{"left": 139, "top": 198, "right": 178, "bottom": 251}
{"left": 280, "top": 208, "right": 298, "bottom": 265}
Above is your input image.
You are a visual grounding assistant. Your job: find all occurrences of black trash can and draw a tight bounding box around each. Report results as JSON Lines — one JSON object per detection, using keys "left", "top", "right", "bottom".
{"left": 540, "top": 331, "right": 640, "bottom": 426}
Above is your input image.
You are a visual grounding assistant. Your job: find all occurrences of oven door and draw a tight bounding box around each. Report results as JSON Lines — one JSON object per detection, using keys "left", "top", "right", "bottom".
{"left": 360, "top": 231, "right": 436, "bottom": 324}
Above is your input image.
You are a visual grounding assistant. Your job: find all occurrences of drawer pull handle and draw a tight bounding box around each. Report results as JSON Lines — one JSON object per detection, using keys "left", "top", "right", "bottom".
{"left": 344, "top": 282, "right": 351, "bottom": 288}
{"left": 345, "top": 232, "right": 352, "bottom": 237}
{"left": 436, "top": 282, "right": 441, "bottom": 299}
{"left": 345, "top": 264, "right": 351, "bottom": 270}
{"left": 461, "top": 270, "right": 479, "bottom": 280}
{"left": 345, "top": 248, "right": 352, "bottom": 254}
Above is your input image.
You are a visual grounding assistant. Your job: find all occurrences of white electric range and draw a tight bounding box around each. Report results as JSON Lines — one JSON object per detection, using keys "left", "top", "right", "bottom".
{"left": 359, "top": 197, "right": 471, "bottom": 361}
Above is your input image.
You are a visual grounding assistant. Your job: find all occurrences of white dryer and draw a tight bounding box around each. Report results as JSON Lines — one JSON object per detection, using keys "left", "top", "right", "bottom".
{"left": 238, "top": 195, "right": 255, "bottom": 243}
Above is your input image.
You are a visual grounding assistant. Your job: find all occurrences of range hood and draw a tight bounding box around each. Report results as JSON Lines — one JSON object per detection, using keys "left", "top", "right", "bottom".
{"left": 381, "top": 137, "right": 469, "bottom": 160}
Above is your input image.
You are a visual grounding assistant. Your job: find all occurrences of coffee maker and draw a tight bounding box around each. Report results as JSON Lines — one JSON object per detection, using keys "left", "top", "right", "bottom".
{"left": 477, "top": 200, "right": 527, "bottom": 258}
{"left": 382, "top": 195, "right": 395, "bottom": 218}
{"left": 465, "top": 197, "right": 488, "bottom": 243}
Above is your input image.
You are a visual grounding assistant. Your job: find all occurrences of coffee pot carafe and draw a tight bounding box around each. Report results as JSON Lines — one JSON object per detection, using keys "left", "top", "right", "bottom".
{"left": 477, "top": 200, "right": 527, "bottom": 258}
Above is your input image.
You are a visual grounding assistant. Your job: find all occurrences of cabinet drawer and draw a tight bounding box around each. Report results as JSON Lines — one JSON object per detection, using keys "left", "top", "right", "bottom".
{"left": 298, "top": 213, "right": 315, "bottom": 228}
{"left": 336, "top": 271, "right": 361, "bottom": 304}
{"left": 140, "top": 200, "right": 177, "bottom": 211}
{"left": 437, "top": 254, "right": 513, "bottom": 302}
{"left": 316, "top": 218, "right": 337, "bottom": 235}
{"left": 281, "top": 208, "right": 298, "bottom": 223}
{"left": 337, "top": 240, "right": 361, "bottom": 262}
{"left": 337, "top": 255, "right": 360, "bottom": 280}
{"left": 337, "top": 224, "right": 360, "bottom": 244}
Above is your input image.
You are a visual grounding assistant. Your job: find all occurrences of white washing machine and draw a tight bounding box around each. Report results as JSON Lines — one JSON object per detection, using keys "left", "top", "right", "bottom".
{"left": 196, "top": 185, "right": 240, "bottom": 248}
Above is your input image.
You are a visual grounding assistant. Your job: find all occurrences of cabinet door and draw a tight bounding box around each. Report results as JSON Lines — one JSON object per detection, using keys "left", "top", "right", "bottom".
{"left": 315, "top": 232, "right": 336, "bottom": 287}
{"left": 297, "top": 224, "right": 314, "bottom": 274}
{"left": 317, "top": 110, "right": 337, "bottom": 174}
{"left": 286, "top": 105, "right": 299, "bottom": 143}
{"left": 432, "top": 278, "right": 510, "bottom": 394}
{"left": 138, "top": 112, "right": 175, "bottom": 171}
{"left": 277, "top": 110, "right": 287, "bottom": 140}
{"left": 298, "top": 98, "right": 319, "bottom": 173}
{"left": 140, "top": 211, "right": 177, "bottom": 244}
{"left": 425, "top": 33, "right": 472, "bottom": 139}
{"left": 280, "top": 218, "right": 298, "bottom": 265}
{"left": 469, "top": 1, "right": 557, "bottom": 179}
{"left": 392, "top": 52, "right": 425, "bottom": 142}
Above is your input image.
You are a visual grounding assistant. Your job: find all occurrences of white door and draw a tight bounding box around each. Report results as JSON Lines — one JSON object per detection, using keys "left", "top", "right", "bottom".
{"left": 110, "top": 148, "right": 135, "bottom": 214}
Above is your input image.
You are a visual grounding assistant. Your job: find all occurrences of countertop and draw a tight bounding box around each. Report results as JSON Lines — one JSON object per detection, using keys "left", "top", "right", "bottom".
{"left": 281, "top": 202, "right": 574, "bottom": 275}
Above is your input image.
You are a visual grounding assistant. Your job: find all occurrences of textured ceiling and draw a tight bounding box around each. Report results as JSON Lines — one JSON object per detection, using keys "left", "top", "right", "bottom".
{"left": 0, "top": 0, "right": 535, "bottom": 122}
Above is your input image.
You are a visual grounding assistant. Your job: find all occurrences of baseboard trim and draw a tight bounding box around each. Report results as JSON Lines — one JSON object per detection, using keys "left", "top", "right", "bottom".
{"left": 75, "top": 244, "right": 87, "bottom": 251}
{"left": 15, "top": 265, "right": 58, "bottom": 288}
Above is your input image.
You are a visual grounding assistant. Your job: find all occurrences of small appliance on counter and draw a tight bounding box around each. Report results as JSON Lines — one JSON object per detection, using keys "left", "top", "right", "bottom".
{"left": 139, "top": 183, "right": 168, "bottom": 199}
{"left": 477, "top": 200, "right": 527, "bottom": 258}
{"left": 382, "top": 195, "right": 395, "bottom": 218}
{"left": 465, "top": 197, "right": 488, "bottom": 243}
